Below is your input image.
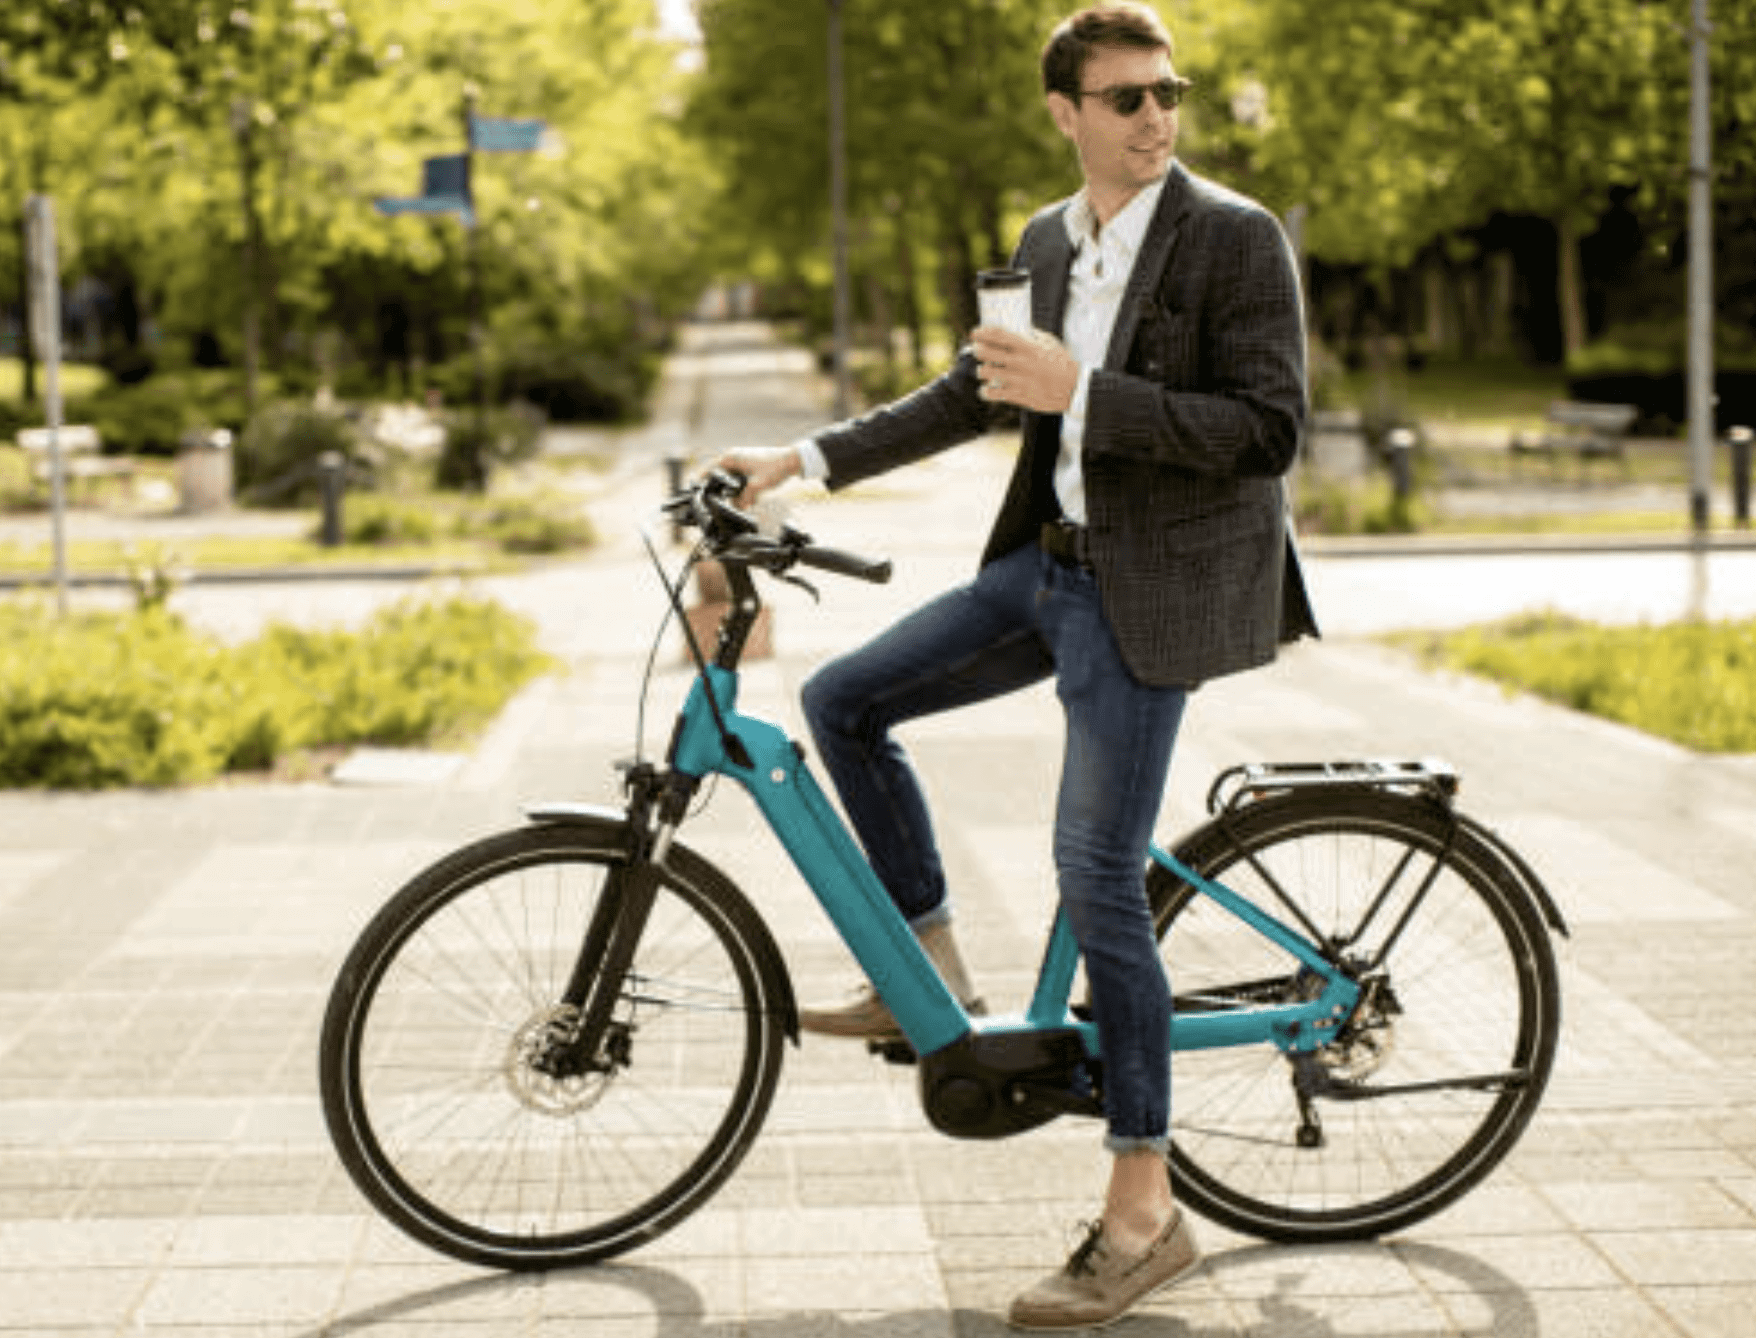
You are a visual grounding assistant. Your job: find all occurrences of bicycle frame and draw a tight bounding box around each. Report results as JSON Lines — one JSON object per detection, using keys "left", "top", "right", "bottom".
{"left": 668, "top": 663, "right": 1362, "bottom": 1066}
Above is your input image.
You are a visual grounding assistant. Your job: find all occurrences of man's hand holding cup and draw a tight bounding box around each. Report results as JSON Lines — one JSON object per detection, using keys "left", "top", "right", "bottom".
{"left": 972, "top": 267, "right": 1079, "bottom": 415}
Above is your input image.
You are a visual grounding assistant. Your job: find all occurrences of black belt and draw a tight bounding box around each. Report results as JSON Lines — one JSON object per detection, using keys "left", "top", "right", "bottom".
{"left": 1040, "top": 520, "right": 1094, "bottom": 569}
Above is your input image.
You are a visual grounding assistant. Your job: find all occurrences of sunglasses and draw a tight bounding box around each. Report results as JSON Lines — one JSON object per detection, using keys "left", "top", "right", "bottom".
{"left": 1079, "top": 76, "right": 1192, "bottom": 116}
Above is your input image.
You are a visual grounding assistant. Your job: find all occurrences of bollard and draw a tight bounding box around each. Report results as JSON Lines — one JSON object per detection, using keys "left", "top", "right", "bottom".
{"left": 318, "top": 451, "right": 346, "bottom": 547}
{"left": 665, "top": 452, "right": 687, "bottom": 543}
{"left": 1729, "top": 426, "right": 1753, "bottom": 528}
{"left": 1385, "top": 427, "right": 1416, "bottom": 500}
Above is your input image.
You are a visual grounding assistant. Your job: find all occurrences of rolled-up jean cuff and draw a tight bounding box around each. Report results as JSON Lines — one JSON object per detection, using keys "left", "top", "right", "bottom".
{"left": 1105, "top": 1133, "right": 1170, "bottom": 1157}
{"left": 907, "top": 904, "right": 954, "bottom": 933}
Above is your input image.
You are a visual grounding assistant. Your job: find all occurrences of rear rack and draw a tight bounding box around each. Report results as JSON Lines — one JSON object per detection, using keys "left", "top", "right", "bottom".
{"left": 1206, "top": 759, "right": 1459, "bottom": 816}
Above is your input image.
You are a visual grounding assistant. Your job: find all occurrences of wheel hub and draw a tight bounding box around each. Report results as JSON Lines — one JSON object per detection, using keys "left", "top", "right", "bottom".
{"left": 1318, "top": 976, "right": 1398, "bottom": 1083}
{"left": 504, "top": 1004, "right": 627, "bottom": 1116}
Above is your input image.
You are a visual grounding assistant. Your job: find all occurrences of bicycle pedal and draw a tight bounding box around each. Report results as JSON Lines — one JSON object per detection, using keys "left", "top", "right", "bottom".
{"left": 867, "top": 1037, "right": 918, "bottom": 1065}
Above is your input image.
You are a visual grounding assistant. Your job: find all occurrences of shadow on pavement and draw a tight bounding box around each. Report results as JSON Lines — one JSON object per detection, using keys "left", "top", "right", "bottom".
{"left": 295, "top": 1239, "right": 1533, "bottom": 1336}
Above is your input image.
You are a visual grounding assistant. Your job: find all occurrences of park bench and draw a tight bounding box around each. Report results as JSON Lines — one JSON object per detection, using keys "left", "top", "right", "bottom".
{"left": 1509, "top": 401, "right": 1638, "bottom": 478}
{"left": 15, "top": 425, "right": 136, "bottom": 500}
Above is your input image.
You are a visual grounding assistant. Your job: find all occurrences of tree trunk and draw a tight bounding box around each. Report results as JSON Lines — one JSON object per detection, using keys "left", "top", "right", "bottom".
{"left": 1423, "top": 253, "right": 1450, "bottom": 357}
{"left": 1485, "top": 250, "right": 1515, "bottom": 357}
{"left": 1556, "top": 213, "right": 1586, "bottom": 363}
{"left": 891, "top": 198, "right": 924, "bottom": 372}
{"left": 940, "top": 207, "right": 978, "bottom": 347}
{"left": 233, "top": 106, "right": 263, "bottom": 418}
{"left": 18, "top": 213, "right": 34, "bottom": 404}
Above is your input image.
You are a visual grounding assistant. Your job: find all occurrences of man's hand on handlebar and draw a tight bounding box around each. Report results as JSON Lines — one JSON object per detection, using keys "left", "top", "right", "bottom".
{"left": 714, "top": 446, "right": 801, "bottom": 510}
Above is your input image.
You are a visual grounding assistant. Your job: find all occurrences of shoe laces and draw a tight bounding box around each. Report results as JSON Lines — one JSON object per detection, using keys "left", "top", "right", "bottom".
{"left": 1063, "top": 1220, "right": 1108, "bottom": 1279}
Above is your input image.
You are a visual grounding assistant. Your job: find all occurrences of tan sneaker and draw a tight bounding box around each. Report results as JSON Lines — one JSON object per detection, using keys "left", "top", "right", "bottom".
{"left": 798, "top": 983, "right": 986, "bottom": 1040}
{"left": 800, "top": 920, "right": 985, "bottom": 1040}
{"left": 1008, "top": 1212, "right": 1201, "bottom": 1331}
{"left": 799, "top": 983, "right": 905, "bottom": 1039}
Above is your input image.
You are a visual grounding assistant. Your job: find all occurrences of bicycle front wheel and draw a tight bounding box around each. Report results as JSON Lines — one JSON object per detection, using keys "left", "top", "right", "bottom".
{"left": 1157, "top": 788, "right": 1559, "bottom": 1243}
{"left": 319, "top": 819, "right": 790, "bottom": 1269}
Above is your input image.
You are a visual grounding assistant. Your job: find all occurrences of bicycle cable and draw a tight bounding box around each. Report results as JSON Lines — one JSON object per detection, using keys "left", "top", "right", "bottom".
{"left": 633, "top": 517, "right": 704, "bottom": 768}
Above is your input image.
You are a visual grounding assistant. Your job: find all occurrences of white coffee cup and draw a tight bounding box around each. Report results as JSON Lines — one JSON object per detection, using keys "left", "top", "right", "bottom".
{"left": 976, "top": 269, "right": 1032, "bottom": 337}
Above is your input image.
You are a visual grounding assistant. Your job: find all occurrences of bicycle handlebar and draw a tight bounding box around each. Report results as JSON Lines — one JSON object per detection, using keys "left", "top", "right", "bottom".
{"left": 665, "top": 469, "right": 892, "bottom": 586}
{"left": 793, "top": 543, "right": 893, "bottom": 584}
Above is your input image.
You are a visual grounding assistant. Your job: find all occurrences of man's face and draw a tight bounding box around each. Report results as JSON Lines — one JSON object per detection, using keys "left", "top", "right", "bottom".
{"left": 1048, "top": 43, "right": 1179, "bottom": 205}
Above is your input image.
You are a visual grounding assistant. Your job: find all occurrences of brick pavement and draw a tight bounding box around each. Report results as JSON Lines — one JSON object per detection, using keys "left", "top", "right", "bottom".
{"left": 2, "top": 322, "right": 1755, "bottom": 1335}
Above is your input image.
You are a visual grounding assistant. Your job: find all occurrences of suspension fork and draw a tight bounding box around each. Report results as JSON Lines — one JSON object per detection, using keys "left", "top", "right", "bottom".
{"left": 552, "top": 767, "right": 698, "bottom": 1073}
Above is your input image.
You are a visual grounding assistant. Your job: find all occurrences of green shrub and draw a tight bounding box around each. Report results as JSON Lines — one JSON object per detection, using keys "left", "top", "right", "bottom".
{"left": 340, "top": 494, "right": 443, "bottom": 546}
{"left": 428, "top": 340, "right": 656, "bottom": 425}
{"left": 50, "top": 369, "right": 273, "bottom": 457}
{"left": 0, "top": 447, "right": 33, "bottom": 510}
{"left": 478, "top": 494, "right": 595, "bottom": 554}
{"left": 1401, "top": 612, "right": 1756, "bottom": 753}
{"left": 1294, "top": 477, "right": 1426, "bottom": 535}
{"left": 1566, "top": 320, "right": 1756, "bottom": 377}
{"left": 0, "top": 595, "right": 551, "bottom": 788}
{"left": 79, "top": 378, "right": 193, "bottom": 456}
{"left": 435, "top": 403, "right": 544, "bottom": 492}
{"left": 238, "top": 402, "right": 360, "bottom": 503}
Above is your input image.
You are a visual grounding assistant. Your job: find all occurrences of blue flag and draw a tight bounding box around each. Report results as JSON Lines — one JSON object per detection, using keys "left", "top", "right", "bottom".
{"left": 374, "top": 154, "right": 474, "bottom": 225}
{"left": 470, "top": 112, "right": 554, "bottom": 154}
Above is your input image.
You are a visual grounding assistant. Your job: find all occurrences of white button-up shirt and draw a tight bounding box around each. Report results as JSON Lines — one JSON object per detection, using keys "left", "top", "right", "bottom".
{"left": 1055, "top": 175, "right": 1167, "bottom": 523}
{"left": 796, "top": 173, "right": 1168, "bottom": 515}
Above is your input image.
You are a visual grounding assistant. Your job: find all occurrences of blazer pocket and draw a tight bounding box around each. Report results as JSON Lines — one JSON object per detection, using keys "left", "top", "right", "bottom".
{"left": 1153, "top": 497, "right": 1272, "bottom": 552}
{"left": 1134, "top": 300, "right": 1190, "bottom": 381}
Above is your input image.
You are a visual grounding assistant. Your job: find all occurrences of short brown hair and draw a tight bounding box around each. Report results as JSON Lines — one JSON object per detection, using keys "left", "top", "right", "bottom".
{"left": 1041, "top": 3, "right": 1175, "bottom": 101}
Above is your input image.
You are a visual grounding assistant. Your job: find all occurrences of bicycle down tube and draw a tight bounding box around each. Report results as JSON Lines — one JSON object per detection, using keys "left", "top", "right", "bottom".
{"left": 667, "top": 661, "right": 1362, "bottom": 1065}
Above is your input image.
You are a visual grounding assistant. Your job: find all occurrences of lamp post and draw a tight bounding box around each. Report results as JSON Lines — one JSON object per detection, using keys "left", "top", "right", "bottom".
{"left": 1687, "top": 0, "right": 1714, "bottom": 534}
{"left": 463, "top": 83, "right": 488, "bottom": 429}
{"left": 827, "top": 0, "right": 853, "bottom": 421}
{"left": 24, "top": 196, "right": 66, "bottom": 615}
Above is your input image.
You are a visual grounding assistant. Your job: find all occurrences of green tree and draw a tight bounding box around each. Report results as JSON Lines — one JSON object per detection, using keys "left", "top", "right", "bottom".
{"left": 2, "top": 0, "right": 715, "bottom": 416}
{"left": 1228, "top": 0, "right": 1731, "bottom": 363}
{"left": 0, "top": 1, "right": 117, "bottom": 399}
{"left": 688, "top": 0, "right": 1075, "bottom": 364}
{"left": 87, "top": 0, "right": 375, "bottom": 411}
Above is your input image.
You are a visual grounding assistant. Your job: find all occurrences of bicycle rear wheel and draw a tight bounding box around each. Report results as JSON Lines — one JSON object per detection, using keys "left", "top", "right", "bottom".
{"left": 320, "top": 819, "right": 791, "bottom": 1269}
{"left": 1156, "top": 788, "right": 1559, "bottom": 1242}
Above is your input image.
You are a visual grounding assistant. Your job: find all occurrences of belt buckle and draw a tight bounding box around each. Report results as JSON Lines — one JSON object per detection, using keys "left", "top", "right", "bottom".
{"left": 1044, "top": 520, "right": 1087, "bottom": 567}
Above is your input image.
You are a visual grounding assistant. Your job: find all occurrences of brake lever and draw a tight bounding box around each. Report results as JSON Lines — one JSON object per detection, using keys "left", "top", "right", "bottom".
{"left": 773, "top": 569, "right": 820, "bottom": 603}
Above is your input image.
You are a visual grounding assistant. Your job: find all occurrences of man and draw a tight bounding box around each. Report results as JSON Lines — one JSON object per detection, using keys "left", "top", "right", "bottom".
{"left": 721, "top": 3, "right": 1316, "bottom": 1328}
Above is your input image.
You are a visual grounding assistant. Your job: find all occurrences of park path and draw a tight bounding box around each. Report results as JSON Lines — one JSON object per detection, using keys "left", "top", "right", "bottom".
{"left": 0, "top": 320, "right": 1753, "bottom": 1335}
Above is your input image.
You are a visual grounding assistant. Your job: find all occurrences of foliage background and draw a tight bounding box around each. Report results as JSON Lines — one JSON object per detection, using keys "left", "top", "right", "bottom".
{"left": 0, "top": 0, "right": 713, "bottom": 415}
{"left": 1, "top": 0, "right": 1752, "bottom": 426}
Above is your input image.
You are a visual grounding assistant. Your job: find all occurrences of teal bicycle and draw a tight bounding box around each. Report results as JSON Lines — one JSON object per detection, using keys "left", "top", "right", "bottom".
{"left": 319, "top": 471, "right": 1566, "bottom": 1270}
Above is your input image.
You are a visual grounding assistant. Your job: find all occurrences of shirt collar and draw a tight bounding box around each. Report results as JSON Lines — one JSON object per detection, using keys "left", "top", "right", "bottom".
{"left": 1063, "top": 173, "right": 1168, "bottom": 260}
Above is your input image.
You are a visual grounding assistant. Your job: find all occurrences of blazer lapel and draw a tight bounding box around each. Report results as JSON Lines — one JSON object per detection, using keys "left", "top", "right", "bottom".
{"left": 1103, "top": 162, "right": 1191, "bottom": 370}
{"left": 1031, "top": 209, "right": 1076, "bottom": 337}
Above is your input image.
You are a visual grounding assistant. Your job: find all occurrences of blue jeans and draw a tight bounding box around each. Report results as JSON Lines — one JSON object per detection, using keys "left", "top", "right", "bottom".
{"left": 800, "top": 542, "right": 1188, "bottom": 1151}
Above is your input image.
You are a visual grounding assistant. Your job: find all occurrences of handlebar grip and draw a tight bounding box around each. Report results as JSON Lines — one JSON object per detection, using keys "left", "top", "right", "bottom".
{"left": 797, "top": 545, "right": 892, "bottom": 584}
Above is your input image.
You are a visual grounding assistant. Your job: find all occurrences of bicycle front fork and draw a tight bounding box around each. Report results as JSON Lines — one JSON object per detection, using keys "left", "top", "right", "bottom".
{"left": 538, "top": 766, "right": 699, "bottom": 1078}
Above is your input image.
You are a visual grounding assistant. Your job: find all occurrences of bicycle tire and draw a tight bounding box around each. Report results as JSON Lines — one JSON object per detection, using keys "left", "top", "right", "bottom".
{"left": 1155, "top": 787, "right": 1559, "bottom": 1243}
{"left": 319, "top": 818, "right": 790, "bottom": 1269}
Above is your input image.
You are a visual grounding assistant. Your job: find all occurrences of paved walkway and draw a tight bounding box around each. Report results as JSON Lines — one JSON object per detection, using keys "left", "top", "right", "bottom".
{"left": 2, "top": 323, "right": 1755, "bottom": 1335}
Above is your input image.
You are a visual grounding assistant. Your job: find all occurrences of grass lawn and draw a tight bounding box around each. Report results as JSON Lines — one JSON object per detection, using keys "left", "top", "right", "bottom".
{"left": 0, "top": 357, "right": 108, "bottom": 404}
{"left": 0, "top": 534, "right": 503, "bottom": 580}
{"left": 1329, "top": 355, "right": 1572, "bottom": 430}
{"left": 1395, "top": 614, "right": 1756, "bottom": 753}
{"left": 1421, "top": 509, "right": 1749, "bottom": 537}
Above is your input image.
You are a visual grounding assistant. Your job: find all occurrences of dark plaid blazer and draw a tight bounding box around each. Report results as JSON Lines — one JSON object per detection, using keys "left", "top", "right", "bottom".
{"left": 817, "top": 161, "right": 1319, "bottom": 688}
